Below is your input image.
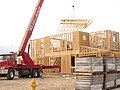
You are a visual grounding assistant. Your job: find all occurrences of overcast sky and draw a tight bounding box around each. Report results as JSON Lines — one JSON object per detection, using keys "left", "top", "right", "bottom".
{"left": 0, "top": 0, "right": 120, "bottom": 53}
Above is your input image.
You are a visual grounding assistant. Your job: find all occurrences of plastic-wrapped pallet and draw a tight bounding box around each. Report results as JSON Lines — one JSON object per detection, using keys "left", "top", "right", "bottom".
{"left": 115, "top": 73, "right": 120, "bottom": 86}
{"left": 75, "top": 57, "right": 103, "bottom": 73}
{"left": 106, "top": 73, "right": 115, "bottom": 88}
{"left": 115, "top": 58, "right": 120, "bottom": 71}
{"left": 75, "top": 75, "right": 103, "bottom": 90}
{"left": 105, "top": 57, "right": 115, "bottom": 72}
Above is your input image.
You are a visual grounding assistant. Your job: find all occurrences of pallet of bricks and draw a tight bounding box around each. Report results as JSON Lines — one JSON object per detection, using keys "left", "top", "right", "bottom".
{"left": 75, "top": 56, "right": 120, "bottom": 90}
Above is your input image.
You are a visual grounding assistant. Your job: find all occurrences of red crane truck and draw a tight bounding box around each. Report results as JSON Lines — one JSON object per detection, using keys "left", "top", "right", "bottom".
{"left": 0, "top": 0, "right": 60, "bottom": 80}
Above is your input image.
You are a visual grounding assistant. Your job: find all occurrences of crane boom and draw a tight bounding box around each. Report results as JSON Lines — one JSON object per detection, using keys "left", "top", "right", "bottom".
{"left": 18, "top": 0, "right": 44, "bottom": 55}
{"left": 0, "top": 0, "right": 61, "bottom": 80}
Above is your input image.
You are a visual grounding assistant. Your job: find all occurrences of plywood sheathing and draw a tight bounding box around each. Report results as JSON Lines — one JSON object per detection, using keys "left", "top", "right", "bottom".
{"left": 60, "top": 39, "right": 67, "bottom": 51}
{"left": 73, "top": 31, "right": 89, "bottom": 51}
{"left": 44, "top": 36, "right": 50, "bottom": 53}
{"left": 31, "top": 56, "right": 49, "bottom": 65}
{"left": 61, "top": 55, "right": 71, "bottom": 73}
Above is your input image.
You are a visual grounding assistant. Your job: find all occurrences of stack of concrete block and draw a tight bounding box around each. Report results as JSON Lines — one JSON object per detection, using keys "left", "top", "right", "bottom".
{"left": 75, "top": 75, "right": 103, "bottom": 90}
{"left": 116, "top": 73, "right": 120, "bottom": 86}
{"left": 75, "top": 57, "right": 120, "bottom": 90}
{"left": 75, "top": 57, "right": 103, "bottom": 73}
{"left": 106, "top": 57, "right": 115, "bottom": 72}
{"left": 106, "top": 73, "right": 115, "bottom": 88}
{"left": 115, "top": 58, "right": 120, "bottom": 71}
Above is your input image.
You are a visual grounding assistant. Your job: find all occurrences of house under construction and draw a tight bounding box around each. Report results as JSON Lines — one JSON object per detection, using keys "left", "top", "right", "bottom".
{"left": 29, "top": 19, "right": 120, "bottom": 74}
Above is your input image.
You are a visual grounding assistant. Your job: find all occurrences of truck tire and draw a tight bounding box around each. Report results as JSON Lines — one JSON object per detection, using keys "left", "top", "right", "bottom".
{"left": 18, "top": 70, "right": 29, "bottom": 78}
{"left": 31, "top": 69, "right": 38, "bottom": 78}
{"left": 38, "top": 71, "right": 43, "bottom": 78}
{"left": 6, "top": 69, "right": 15, "bottom": 80}
{"left": 18, "top": 70, "right": 24, "bottom": 78}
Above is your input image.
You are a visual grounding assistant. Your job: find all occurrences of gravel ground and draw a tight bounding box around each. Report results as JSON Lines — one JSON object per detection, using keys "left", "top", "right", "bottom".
{"left": 0, "top": 74, "right": 120, "bottom": 90}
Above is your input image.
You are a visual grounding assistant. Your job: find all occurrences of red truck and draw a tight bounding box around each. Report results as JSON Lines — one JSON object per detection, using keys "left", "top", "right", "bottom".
{"left": 0, "top": 0, "right": 60, "bottom": 80}
{"left": 0, "top": 52, "right": 43, "bottom": 79}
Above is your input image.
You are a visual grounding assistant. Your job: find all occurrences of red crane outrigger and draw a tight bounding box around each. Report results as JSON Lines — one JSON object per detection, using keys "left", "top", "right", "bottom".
{"left": 0, "top": 0, "right": 60, "bottom": 80}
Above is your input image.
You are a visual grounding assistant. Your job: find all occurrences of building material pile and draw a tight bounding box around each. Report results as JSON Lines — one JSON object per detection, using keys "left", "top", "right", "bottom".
{"left": 75, "top": 75, "right": 103, "bottom": 90}
{"left": 75, "top": 57, "right": 103, "bottom": 73}
{"left": 75, "top": 57, "right": 120, "bottom": 90}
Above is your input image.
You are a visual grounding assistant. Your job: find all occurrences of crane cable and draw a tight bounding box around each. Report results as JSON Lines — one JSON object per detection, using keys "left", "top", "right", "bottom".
{"left": 71, "top": 0, "right": 75, "bottom": 18}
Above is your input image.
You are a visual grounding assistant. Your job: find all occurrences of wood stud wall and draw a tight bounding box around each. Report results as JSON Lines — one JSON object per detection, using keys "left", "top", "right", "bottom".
{"left": 89, "top": 30, "right": 119, "bottom": 51}
{"left": 30, "top": 19, "right": 120, "bottom": 74}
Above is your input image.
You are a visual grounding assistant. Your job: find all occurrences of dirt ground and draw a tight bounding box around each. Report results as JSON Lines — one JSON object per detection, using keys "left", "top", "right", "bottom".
{"left": 0, "top": 74, "right": 75, "bottom": 90}
{"left": 0, "top": 74, "right": 120, "bottom": 90}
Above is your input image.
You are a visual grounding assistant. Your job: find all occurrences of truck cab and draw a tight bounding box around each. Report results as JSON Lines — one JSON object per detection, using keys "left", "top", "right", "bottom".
{"left": 0, "top": 53, "right": 17, "bottom": 79}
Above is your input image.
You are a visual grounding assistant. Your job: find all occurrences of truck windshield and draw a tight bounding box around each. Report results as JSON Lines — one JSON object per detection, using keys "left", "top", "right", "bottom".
{"left": 0, "top": 55, "right": 16, "bottom": 60}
